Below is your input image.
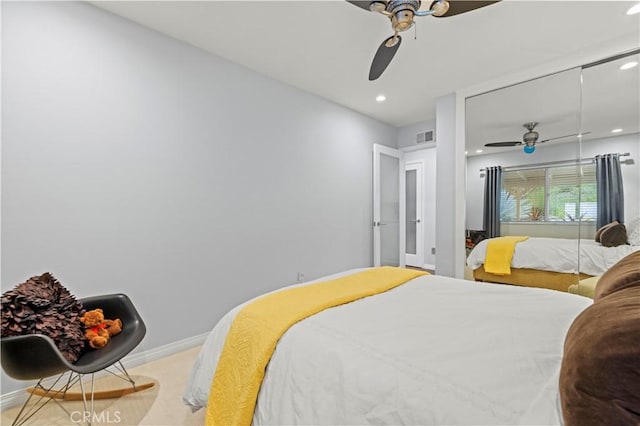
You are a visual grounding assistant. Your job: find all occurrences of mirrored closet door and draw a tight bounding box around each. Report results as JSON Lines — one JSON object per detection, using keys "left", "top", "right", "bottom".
{"left": 464, "top": 47, "right": 639, "bottom": 292}
{"left": 578, "top": 49, "right": 640, "bottom": 275}
{"left": 464, "top": 67, "right": 584, "bottom": 291}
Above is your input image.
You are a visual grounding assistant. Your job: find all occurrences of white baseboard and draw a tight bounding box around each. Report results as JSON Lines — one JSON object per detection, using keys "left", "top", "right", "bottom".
{"left": 0, "top": 389, "right": 28, "bottom": 413}
{"left": 423, "top": 263, "right": 435, "bottom": 271}
{"left": 0, "top": 332, "right": 208, "bottom": 411}
{"left": 121, "top": 332, "right": 208, "bottom": 369}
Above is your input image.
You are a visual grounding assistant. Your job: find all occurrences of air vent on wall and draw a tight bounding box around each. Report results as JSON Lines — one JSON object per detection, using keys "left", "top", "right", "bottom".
{"left": 416, "top": 130, "right": 435, "bottom": 144}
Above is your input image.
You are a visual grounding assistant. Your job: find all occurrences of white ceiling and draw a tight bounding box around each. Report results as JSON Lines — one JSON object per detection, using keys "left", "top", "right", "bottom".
{"left": 92, "top": 0, "right": 640, "bottom": 136}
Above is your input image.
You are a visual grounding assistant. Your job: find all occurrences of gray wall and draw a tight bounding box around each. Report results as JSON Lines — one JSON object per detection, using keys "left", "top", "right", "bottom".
{"left": 465, "top": 133, "right": 640, "bottom": 232}
{"left": 1, "top": 2, "right": 396, "bottom": 394}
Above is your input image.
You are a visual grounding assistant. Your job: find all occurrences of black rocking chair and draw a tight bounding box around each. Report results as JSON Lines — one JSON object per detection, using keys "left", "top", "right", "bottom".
{"left": 1, "top": 293, "right": 149, "bottom": 425}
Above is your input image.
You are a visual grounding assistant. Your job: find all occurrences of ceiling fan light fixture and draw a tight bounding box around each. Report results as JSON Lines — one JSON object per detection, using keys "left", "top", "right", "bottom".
{"left": 369, "top": 1, "right": 388, "bottom": 13}
{"left": 376, "top": 94, "right": 387, "bottom": 102}
{"left": 523, "top": 145, "right": 536, "bottom": 154}
{"left": 429, "top": 0, "right": 450, "bottom": 16}
{"left": 391, "top": 9, "right": 416, "bottom": 32}
{"left": 349, "top": 0, "right": 501, "bottom": 80}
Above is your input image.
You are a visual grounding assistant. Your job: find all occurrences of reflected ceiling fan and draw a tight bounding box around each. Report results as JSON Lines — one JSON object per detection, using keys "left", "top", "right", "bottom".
{"left": 484, "top": 122, "right": 589, "bottom": 154}
{"left": 347, "top": 0, "right": 500, "bottom": 80}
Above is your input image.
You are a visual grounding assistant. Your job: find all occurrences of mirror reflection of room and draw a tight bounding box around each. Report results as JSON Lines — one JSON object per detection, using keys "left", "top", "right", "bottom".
{"left": 464, "top": 50, "right": 640, "bottom": 293}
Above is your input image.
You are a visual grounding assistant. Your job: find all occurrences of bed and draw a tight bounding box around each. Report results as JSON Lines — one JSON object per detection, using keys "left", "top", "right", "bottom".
{"left": 466, "top": 237, "right": 640, "bottom": 291}
{"left": 183, "top": 268, "right": 592, "bottom": 425}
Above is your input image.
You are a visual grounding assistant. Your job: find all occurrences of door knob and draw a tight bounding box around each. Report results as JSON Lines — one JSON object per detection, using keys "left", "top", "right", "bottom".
{"left": 410, "top": 219, "right": 421, "bottom": 223}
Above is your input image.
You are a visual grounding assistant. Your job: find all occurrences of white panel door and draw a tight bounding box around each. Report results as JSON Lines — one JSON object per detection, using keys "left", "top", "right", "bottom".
{"left": 373, "top": 144, "right": 405, "bottom": 267}
{"left": 405, "top": 162, "right": 424, "bottom": 267}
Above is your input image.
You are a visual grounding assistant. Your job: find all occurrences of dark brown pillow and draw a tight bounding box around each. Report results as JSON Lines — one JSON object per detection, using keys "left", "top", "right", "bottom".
{"left": 559, "top": 286, "right": 640, "bottom": 425}
{"left": 595, "top": 220, "right": 618, "bottom": 243}
{"left": 599, "top": 223, "right": 627, "bottom": 247}
{"left": 594, "top": 251, "right": 640, "bottom": 302}
{"left": 1, "top": 273, "right": 86, "bottom": 363}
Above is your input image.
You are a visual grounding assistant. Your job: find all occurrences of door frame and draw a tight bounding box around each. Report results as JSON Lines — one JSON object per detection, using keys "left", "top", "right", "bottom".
{"left": 373, "top": 144, "right": 405, "bottom": 267}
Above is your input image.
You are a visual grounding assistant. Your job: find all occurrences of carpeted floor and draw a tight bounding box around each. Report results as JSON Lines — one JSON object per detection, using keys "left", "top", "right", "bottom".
{"left": 1, "top": 345, "right": 205, "bottom": 425}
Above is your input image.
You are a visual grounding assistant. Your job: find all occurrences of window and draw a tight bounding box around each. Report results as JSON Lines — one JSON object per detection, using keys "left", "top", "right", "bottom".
{"left": 500, "top": 164, "right": 596, "bottom": 222}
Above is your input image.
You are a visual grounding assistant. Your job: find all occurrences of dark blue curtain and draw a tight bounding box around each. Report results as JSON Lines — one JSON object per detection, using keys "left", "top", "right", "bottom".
{"left": 483, "top": 166, "right": 502, "bottom": 238}
{"left": 595, "top": 153, "right": 624, "bottom": 229}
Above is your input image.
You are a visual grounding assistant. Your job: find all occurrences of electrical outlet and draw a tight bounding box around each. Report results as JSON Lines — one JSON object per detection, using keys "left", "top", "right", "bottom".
{"left": 297, "top": 272, "right": 305, "bottom": 283}
{"left": 431, "top": 247, "right": 436, "bottom": 255}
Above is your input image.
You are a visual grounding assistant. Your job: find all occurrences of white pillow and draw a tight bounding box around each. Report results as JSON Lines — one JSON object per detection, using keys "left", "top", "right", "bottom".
{"left": 626, "top": 216, "right": 640, "bottom": 246}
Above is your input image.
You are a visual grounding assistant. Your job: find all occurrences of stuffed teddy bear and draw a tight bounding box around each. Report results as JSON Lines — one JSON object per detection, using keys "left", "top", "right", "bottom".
{"left": 80, "top": 308, "right": 123, "bottom": 349}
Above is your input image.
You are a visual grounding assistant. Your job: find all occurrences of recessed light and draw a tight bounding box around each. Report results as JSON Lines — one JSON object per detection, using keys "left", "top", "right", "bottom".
{"left": 475, "top": 149, "right": 483, "bottom": 154}
{"left": 465, "top": 151, "right": 468, "bottom": 155}
{"left": 627, "top": 3, "right": 640, "bottom": 15}
{"left": 376, "top": 95, "right": 386, "bottom": 102}
{"left": 611, "top": 128, "right": 623, "bottom": 133}
{"left": 620, "top": 61, "right": 638, "bottom": 70}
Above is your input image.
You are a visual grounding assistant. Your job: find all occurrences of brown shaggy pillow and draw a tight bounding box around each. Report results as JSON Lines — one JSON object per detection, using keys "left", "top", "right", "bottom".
{"left": 1, "top": 273, "right": 86, "bottom": 363}
{"left": 559, "top": 287, "right": 640, "bottom": 425}
{"left": 599, "top": 223, "right": 627, "bottom": 247}
{"left": 560, "top": 252, "right": 640, "bottom": 425}
{"left": 594, "top": 220, "right": 618, "bottom": 243}
{"left": 594, "top": 251, "right": 640, "bottom": 302}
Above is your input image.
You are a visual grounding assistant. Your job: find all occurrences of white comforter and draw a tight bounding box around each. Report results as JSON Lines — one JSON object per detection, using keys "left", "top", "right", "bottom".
{"left": 466, "top": 237, "right": 640, "bottom": 276}
{"left": 183, "top": 270, "right": 591, "bottom": 425}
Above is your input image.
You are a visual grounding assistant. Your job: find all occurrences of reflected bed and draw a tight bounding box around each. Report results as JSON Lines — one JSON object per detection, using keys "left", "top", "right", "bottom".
{"left": 467, "top": 237, "right": 640, "bottom": 291}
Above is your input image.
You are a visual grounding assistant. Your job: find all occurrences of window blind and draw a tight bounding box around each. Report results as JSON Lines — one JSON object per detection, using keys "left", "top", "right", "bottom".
{"left": 500, "top": 164, "right": 596, "bottom": 222}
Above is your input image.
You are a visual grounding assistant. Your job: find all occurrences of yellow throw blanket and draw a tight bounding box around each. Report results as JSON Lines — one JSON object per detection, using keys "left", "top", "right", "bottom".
{"left": 205, "top": 266, "right": 428, "bottom": 426}
{"left": 484, "top": 236, "right": 529, "bottom": 275}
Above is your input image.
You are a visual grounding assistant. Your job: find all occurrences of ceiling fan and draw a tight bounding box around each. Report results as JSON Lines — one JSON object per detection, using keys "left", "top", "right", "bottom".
{"left": 484, "top": 122, "right": 589, "bottom": 154}
{"left": 347, "top": 0, "right": 500, "bottom": 80}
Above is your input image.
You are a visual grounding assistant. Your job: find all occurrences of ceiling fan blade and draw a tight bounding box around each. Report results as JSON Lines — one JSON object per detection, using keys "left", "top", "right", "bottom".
{"left": 346, "top": 1, "right": 374, "bottom": 11}
{"left": 432, "top": 1, "right": 500, "bottom": 17}
{"left": 369, "top": 35, "right": 402, "bottom": 81}
{"left": 484, "top": 141, "right": 522, "bottom": 147}
{"left": 538, "top": 131, "right": 591, "bottom": 143}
